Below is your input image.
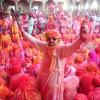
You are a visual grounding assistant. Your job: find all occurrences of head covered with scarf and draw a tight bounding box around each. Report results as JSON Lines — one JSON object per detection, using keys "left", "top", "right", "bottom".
{"left": 45, "top": 29, "right": 61, "bottom": 39}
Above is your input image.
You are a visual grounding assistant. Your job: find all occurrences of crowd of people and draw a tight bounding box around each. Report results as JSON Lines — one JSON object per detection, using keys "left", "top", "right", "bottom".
{"left": 0, "top": 10, "right": 99, "bottom": 100}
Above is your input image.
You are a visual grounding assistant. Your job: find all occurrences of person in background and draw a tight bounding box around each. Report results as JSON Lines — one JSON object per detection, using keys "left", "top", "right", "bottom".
{"left": 27, "top": 13, "right": 34, "bottom": 35}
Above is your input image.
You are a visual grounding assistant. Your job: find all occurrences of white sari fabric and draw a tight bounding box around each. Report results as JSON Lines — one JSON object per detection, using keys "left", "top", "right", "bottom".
{"left": 37, "top": 46, "right": 79, "bottom": 100}
{"left": 37, "top": 47, "right": 64, "bottom": 100}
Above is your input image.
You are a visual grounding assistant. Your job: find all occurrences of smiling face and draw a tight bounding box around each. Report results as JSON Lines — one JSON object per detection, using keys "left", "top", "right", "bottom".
{"left": 46, "top": 37, "right": 61, "bottom": 46}
{"left": 45, "top": 29, "right": 61, "bottom": 46}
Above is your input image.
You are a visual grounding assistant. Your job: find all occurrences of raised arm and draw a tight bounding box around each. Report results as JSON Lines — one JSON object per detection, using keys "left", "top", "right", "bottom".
{"left": 11, "top": 8, "right": 47, "bottom": 50}
{"left": 60, "top": 20, "right": 89, "bottom": 58}
{"left": 20, "top": 25, "right": 47, "bottom": 49}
